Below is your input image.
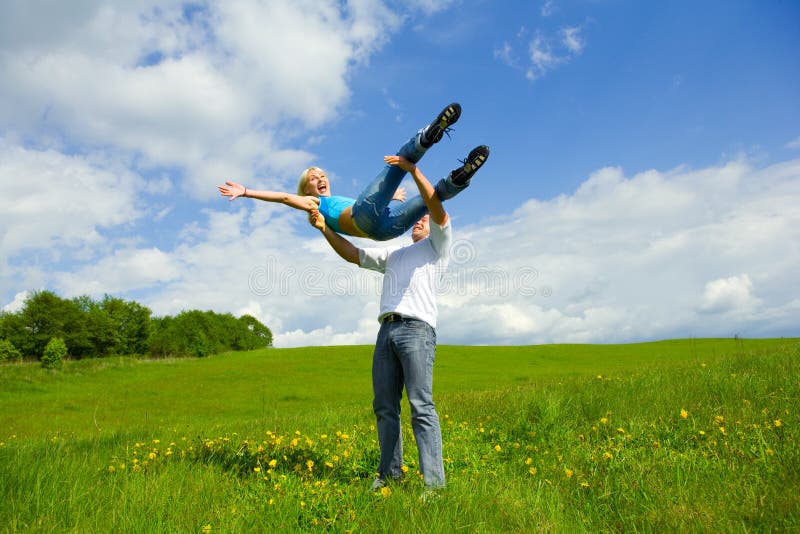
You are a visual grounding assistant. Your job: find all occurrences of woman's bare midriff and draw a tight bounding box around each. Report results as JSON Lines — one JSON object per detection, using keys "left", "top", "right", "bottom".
{"left": 339, "top": 206, "right": 368, "bottom": 238}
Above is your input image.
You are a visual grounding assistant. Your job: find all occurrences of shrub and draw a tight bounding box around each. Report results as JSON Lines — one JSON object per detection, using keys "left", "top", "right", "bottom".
{"left": 0, "top": 339, "right": 22, "bottom": 363}
{"left": 41, "top": 337, "right": 68, "bottom": 369}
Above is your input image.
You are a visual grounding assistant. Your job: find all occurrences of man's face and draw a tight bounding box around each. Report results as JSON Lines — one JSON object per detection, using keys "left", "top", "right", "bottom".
{"left": 411, "top": 214, "right": 430, "bottom": 242}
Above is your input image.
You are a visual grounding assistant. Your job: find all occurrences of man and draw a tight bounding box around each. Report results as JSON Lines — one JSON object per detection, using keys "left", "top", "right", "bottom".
{"left": 309, "top": 145, "right": 489, "bottom": 492}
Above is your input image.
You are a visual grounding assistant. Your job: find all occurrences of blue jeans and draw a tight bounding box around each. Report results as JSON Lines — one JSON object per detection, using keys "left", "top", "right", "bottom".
{"left": 352, "top": 130, "right": 468, "bottom": 241}
{"left": 372, "top": 318, "right": 445, "bottom": 488}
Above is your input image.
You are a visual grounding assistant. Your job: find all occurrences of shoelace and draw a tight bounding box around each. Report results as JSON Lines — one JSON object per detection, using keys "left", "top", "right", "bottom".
{"left": 440, "top": 125, "right": 455, "bottom": 141}
{"left": 458, "top": 151, "right": 485, "bottom": 171}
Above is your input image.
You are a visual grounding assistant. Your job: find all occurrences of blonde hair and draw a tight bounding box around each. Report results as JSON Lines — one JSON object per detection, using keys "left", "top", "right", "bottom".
{"left": 297, "top": 166, "right": 327, "bottom": 196}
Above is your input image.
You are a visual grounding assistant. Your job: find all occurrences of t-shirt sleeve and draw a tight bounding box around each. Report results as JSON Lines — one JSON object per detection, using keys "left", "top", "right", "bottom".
{"left": 428, "top": 218, "right": 452, "bottom": 259}
{"left": 359, "top": 247, "right": 389, "bottom": 272}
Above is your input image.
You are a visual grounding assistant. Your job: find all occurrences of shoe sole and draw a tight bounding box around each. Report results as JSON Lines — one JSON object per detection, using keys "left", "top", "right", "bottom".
{"left": 465, "top": 146, "right": 489, "bottom": 174}
{"left": 427, "top": 103, "right": 461, "bottom": 144}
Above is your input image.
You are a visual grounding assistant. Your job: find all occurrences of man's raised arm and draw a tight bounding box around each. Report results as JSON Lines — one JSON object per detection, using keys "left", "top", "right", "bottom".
{"left": 383, "top": 155, "right": 448, "bottom": 226}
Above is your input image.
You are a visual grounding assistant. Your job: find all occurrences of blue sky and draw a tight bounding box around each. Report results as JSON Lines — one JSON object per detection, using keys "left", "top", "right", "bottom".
{"left": 1, "top": 0, "right": 799, "bottom": 346}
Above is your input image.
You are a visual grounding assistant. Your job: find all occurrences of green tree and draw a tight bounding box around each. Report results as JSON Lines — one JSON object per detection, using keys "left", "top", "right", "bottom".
{"left": 16, "top": 291, "right": 88, "bottom": 359}
{"left": 238, "top": 314, "right": 273, "bottom": 349}
{"left": 98, "top": 295, "right": 151, "bottom": 355}
{"left": 41, "top": 337, "right": 67, "bottom": 369}
{"left": 0, "top": 339, "right": 22, "bottom": 363}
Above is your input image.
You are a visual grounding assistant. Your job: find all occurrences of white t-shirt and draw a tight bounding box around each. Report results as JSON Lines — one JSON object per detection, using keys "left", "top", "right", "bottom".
{"left": 358, "top": 219, "right": 452, "bottom": 328}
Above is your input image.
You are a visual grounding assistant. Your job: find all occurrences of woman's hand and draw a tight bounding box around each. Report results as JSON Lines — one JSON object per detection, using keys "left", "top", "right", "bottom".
{"left": 309, "top": 209, "right": 326, "bottom": 232}
{"left": 392, "top": 186, "right": 407, "bottom": 202}
{"left": 218, "top": 181, "right": 246, "bottom": 201}
{"left": 384, "top": 155, "right": 416, "bottom": 173}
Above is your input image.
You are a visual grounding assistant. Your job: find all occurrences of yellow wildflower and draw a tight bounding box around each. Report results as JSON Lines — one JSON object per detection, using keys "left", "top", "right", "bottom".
{"left": 774, "top": 419, "right": 783, "bottom": 428}
{"left": 580, "top": 482, "right": 590, "bottom": 488}
{"left": 600, "top": 417, "right": 608, "bottom": 425}
{"left": 401, "top": 465, "right": 409, "bottom": 473}
{"left": 494, "top": 445, "right": 502, "bottom": 452}
{"left": 380, "top": 486, "right": 392, "bottom": 498}
{"left": 269, "top": 459, "right": 277, "bottom": 468}
{"left": 529, "top": 467, "right": 537, "bottom": 475}
{"left": 148, "top": 452, "right": 156, "bottom": 460}
{"left": 680, "top": 409, "right": 688, "bottom": 419}
{"left": 525, "top": 458, "right": 533, "bottom": 465}
{"left": 565, "top": 469, "right": 574, "bottom": 478}
{"left": 253, "top": 467, "right": 261, "bottom": 473}
{"left": 201, "top": 525, "right": 212, "bottom": 533}
{"left": 603, "top": 452, "right": 613, "bottom": 460}
{"left": 306, "top": 460, "right": 314, "bottom": 470}
{"left": 714, "top": 415, "right": 724, "bottom": 425}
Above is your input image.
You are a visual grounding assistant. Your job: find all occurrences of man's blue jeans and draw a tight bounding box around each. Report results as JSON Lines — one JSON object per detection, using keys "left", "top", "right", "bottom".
{"left": 352, "top": 130, "right": 468, "bottom": 241}
{"left": 372, "top": 317, "right": 445, "bottom": 488}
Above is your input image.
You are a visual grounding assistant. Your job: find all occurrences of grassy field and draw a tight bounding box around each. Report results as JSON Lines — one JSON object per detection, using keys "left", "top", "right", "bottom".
{"left": 1, "top": 338, "right": 798, "bottom": 532}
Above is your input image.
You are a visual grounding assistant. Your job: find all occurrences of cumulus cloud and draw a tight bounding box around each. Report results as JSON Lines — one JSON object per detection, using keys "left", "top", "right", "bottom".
{"left": 423, "top": 158, "right": 799, "bottom": 345}
{"left": 0, "top": 141, "right": 141, "bottom": 257}
{"left": 0, "top": 0, "right": 401, "bottom": 198}
{"left": 0, "top": 0, "right": 407, "bottom": 327}
{"left": 699, "top": 274, "right": 760, "bottom": 314}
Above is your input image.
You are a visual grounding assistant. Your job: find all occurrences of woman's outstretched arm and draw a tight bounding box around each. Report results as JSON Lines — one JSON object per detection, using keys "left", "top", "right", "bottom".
{"left": 383, "top": 156, "right": 448, "bottom": 226}
{"left": 218, "top": 181, "right": 320, "bottom": 211}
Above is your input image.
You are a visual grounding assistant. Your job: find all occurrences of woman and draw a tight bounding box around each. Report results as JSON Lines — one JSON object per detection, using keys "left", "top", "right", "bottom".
{"left": 218, "top": 103, "right": 489, "bottom": 241}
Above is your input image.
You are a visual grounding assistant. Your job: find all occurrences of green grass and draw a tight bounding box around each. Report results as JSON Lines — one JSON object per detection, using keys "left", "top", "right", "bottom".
{"left": 1, "top": 338, "right": 798, "bottom": 532}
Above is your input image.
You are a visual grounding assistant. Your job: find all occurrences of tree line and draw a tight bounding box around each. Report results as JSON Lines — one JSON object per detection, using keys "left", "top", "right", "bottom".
{"left": 0, "top": 290, "right": 272, "bottom": 363}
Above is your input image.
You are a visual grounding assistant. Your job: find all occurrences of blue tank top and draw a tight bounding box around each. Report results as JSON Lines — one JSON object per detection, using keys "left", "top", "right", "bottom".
{"left": 318, "top": 195, "right": 355, "bottom": 234}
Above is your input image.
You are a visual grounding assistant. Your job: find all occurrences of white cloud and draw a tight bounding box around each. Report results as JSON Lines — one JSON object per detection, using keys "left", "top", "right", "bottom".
{"left": 0, "top": 0, "right": 401, "bottom": 198}
{"left": 541, "top": 0, "right": 556, "bottom": 17}
{"left": 0, "top": 141, "right": 141, "bottom": 257}
{"left": 501, "top": 25, "right": 585, "bottom": 81}
{"left": 55, "top": 247, "right": 184, "bottom": 296}
{"left": 562, "top": 26, "right": 584, "bottom": 54}
{"left": 699, "top": 274, "right": 760, "bottom": 314}
{"left": 432, "top": 157, "right": 800, "bottom": 344}
{"left": 787, "top": 136, "right": 800, "bottom": 150}
{"left": 2, "top": 291, "right": 29, "bottom": 313}
{"left": 494, "top": 42, "right": 516, "bottom": 68}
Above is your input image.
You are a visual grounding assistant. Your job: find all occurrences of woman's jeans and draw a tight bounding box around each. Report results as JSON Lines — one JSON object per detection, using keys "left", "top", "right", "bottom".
{"left": 352, "top": 129, "right": 468, "bottom": 241}
{"left": 372, "top": 318, "right": 445, "bottom": 488}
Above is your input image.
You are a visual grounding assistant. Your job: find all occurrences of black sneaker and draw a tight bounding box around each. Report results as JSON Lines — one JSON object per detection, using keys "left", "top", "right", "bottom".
{"left": 420, "top": 102, "right": 461, "bottom": 148}
{"left": 450, "top": 145, "right": 490, "bottom": 186}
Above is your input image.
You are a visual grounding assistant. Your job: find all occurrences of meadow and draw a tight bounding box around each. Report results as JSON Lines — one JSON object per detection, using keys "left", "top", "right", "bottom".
{"left": 0, "top": 338, "right": 798, "bottom": 532}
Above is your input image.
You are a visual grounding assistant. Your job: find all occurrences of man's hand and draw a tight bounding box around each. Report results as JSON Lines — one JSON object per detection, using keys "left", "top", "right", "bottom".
{"left": 384, "top": 155, "right": 416, "bottom": 173}
{"left": 309, "top": 209, "right": 326, "bottom": 232}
